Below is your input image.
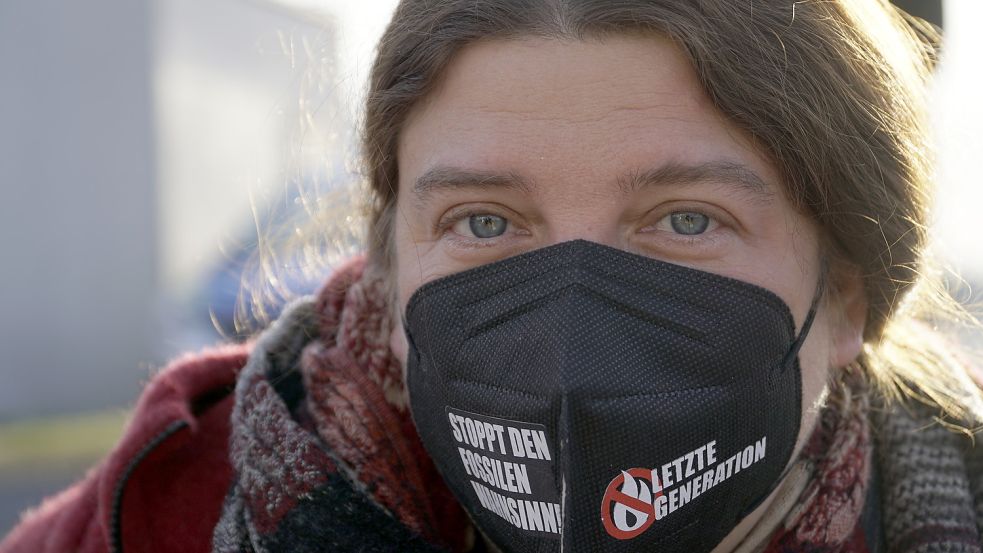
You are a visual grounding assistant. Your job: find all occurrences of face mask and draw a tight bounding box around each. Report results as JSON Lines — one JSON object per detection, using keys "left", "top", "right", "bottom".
{"left": 404, "top": 239, "right": 820, "bottom": 553}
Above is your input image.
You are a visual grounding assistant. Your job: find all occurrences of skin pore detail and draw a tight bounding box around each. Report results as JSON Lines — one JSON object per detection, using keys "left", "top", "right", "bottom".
{"left": 388, "top": 35, "right": 865, "bottom": 552}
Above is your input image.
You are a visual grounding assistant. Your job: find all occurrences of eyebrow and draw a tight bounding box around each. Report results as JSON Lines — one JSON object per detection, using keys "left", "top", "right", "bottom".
{"left": 411, "top": 161, "right": 774, "bottom": 203}
{"left": 617, "top": 161, "right": 775, "bottom": 201}
{"left": 412, "top": 167, "right": 531, "bottom": 202}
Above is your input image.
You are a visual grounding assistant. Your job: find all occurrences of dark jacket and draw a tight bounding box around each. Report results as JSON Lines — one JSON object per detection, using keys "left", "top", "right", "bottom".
{"left": 0, "top": 343, "right": 250, "bottom": 553}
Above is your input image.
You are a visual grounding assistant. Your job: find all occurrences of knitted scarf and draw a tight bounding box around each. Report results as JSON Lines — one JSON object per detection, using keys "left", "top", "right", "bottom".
{"left": 211, "top": 257, "right": 983, "bottom": 552}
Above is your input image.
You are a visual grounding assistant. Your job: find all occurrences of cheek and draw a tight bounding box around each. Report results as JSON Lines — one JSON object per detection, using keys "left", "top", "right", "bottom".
{"left": 391, "top": 200, "right": 452, "bottom": 309}
{"left": 790, "top": 309, "right": 835, "bottom": 460}
{"left": 390, "top": 229, "right": 421, "bottom": 376}
{"left": 393, "top": 216, "right": 418, "bottom": 306}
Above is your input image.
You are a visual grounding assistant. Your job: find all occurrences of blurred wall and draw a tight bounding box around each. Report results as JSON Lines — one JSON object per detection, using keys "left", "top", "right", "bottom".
{"left": 0, "top": 0, "right": 350, "bottom": 420}
{"left": 155, "top": 0, "right": 330, "bottom": 303}
{"left": 152, "top": 0, "right": 347, "bottom": 355}
{"left": 931, "top": 1, "right": 983, "bottom": 285}
{"left": 0, "top": 0, "right": 158, "bottom": 419}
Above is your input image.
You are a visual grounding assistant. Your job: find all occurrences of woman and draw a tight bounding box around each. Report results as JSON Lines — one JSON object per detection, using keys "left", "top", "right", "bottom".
{"left": 3, "top": 1, "right": 981, "bottom": 552}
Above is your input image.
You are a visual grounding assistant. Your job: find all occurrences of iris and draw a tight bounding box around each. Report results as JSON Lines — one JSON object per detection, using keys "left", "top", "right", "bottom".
{"left": 469, "top": 214, "right": 508, "bottom": 238}
{"left": 669, "top": 212, "right": 710, "bottom": 235}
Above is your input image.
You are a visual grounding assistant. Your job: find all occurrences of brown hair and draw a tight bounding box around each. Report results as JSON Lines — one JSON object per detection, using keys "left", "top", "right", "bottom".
{"left": 355, "top": 0, "right": 983, "bottom": 423}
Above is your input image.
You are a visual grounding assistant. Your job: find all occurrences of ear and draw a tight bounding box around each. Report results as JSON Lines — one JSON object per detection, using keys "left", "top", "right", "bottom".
{"left": 829, "top": 267, "right": 867, "bottom": 369}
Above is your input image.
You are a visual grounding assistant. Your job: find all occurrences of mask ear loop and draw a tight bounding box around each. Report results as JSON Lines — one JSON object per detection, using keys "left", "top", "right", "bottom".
{"left": 741, "top": 260, "right": 830, "bottom": 521}
{"left": 780, "top": 259, "right": 828, "bottom": 373}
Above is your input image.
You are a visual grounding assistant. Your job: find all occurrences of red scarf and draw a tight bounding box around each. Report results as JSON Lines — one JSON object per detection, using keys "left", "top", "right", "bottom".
{"left": 222, "top": 255, "right": 876, "bottom": 551}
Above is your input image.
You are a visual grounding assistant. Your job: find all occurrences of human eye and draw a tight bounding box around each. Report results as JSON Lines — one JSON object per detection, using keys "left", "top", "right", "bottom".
{"left": 636, "top": 204, "right": 734, "bottom": 258}
{"left": 455, "top": 213, "right": 509, "bottom": 238}
{"left": 436, "top": 205, "right": 523, "bottom": 248}
{"left": 654, "top": 211, "right": 718, "bottom": 236}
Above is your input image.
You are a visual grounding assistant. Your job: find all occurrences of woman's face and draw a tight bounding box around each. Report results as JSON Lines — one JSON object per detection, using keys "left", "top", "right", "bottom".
{"left": 389, "top": 34, "right": 864, "bottom": 545}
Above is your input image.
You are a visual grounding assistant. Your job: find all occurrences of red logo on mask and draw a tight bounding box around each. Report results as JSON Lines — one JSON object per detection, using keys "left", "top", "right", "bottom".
{"left": 600, "top": 468, "right": 661, "bottom": 540}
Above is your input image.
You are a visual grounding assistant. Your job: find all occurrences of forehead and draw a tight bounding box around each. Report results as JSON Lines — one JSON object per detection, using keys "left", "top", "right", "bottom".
{"left": 398, "top": 34, "right": 780, "bottom": 192}
{"left": 411, "top": 34, "right": 709, "bottom": 120}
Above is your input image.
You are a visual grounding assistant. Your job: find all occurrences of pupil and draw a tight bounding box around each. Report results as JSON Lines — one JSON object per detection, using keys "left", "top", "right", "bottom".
{"left": 469, "top": 214, "right": 507, "bottom": 238}
{"left": 670, "top": 212, "right": 709, "bottom": 235}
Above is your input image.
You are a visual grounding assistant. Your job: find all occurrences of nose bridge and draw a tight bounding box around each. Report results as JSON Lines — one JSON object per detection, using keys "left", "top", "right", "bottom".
{"left": 542, "top": 190, "right": 623, "bottom": 248}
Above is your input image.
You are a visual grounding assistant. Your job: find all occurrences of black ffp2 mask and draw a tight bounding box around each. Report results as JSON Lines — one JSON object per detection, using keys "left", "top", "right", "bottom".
{"left": 404, "top": 240, "right": 819, "bottom": 552}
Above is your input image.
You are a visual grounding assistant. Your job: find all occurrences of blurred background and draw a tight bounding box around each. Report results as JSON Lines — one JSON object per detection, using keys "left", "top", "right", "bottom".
{"left": 0, "top": 0, "right": 978, "bottom": 536}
